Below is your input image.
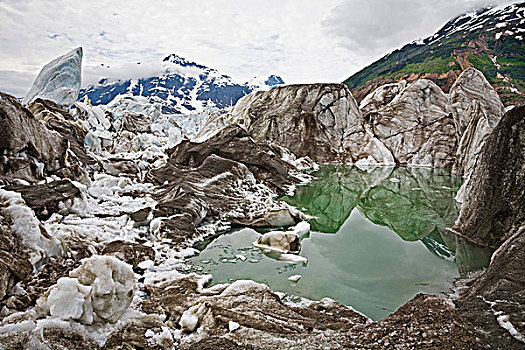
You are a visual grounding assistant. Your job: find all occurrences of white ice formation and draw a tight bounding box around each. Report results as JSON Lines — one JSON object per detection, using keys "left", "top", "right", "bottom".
{"left": 39, "top": 255, "right": 135, "bottom": 324}
{"left": 24, "top": 47, "right": 83, "bottom": 107}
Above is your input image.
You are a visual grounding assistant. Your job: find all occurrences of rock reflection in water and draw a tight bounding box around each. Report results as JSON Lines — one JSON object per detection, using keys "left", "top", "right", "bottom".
{"left": 190, "top": 165, "right": 493, "bottom": 320}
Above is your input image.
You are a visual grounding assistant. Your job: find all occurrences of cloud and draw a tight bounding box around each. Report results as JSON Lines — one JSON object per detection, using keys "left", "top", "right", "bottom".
{"left": 0, "top": 0, "right": 519, "bottom": 97}
{"left": 323, "top": 0, "right": 514, "bottom": 63}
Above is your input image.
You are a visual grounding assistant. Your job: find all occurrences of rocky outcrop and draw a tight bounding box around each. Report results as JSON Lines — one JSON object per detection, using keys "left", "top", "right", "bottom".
{"left": 204, "top": 84, "right": 394, "bottom": 165}
{"left": 24, "top": 47, "right": 82, "bottom": 107}
{"left": 451, "top": 105, "right": 525, "bottom": 348}
{"left": 5, "top": 180, "right": 82, "bottom": 220}
{"left": 359, "top": 80, "right": 407, "bottom": 119}
{"left": 449, "top": 67, "right": 505, "bottom": 138}
{"left": 453, "top": 106, "right": 525, "bottom": 248}
{"left": 371, "top": 79, "right": 457, "bottom": 168}
{"left": 0, "top": 92, "right": 87, "bottom": 184}
{"left": 163, "top": 125, "right": 299, "bottom": 193}
{"left": 0, "top": 220, "right": 32, "bottom": 301}
{"left": 455, "top": 226, "right": 525, "bottom": 348}
{"left": 29, "top": 98, "right": 99, "bottom": 172}
{"left": 449, "top": 68, "right": 506, "bottom": 202}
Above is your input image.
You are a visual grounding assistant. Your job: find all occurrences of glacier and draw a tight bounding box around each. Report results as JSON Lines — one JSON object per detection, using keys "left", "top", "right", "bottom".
{"left": 24, "top": 47, "right": 83, "bottom": 107}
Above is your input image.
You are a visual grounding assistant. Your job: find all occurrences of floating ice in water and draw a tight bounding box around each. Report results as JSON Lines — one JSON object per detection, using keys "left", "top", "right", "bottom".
{"left": 288, "top": 274, "right": 302, "bottom": 282}
{"left": 24, "top": 47, "right": 83, "bottom": 107}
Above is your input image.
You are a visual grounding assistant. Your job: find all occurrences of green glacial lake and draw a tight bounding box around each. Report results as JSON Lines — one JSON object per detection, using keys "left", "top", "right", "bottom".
{"left": 189, "top": 166, "right": 493, "bottom": 320}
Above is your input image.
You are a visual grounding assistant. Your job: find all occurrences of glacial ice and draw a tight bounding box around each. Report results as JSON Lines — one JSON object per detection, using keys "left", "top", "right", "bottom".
{"left": 39, "top": 255, "right": 135, "bottom": 324}
{"left": 24, "top": 47, "right": 83, "bottom": 107}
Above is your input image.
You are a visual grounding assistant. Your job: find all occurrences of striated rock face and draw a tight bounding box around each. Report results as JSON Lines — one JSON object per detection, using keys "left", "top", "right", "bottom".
{"left": 359, "top": 80, "right": 407, "bottom": 119}
{"left": 449, "top": 67, "right": 505, "bottom": 138}
{"left": 372, "top": 79, "right": 457, "bottom": 168}
{"left": 449, "top": 68, "right": 506, "bottom": 202}
{"left": 451, "top": 106, "right": 524, "bottom": 348}
{"left": 24, "top": 47, "right": 83, "bottom": 107}
{"left": 0, "top": 219, "right": 32, "bottom": 301}
{"left": 453, "top": 105, "right": 525, "bottom": 248}
{"left": 29, "top": 98, "right": 99, "bottom": 173}
{"left": 0, "top": 92, "right": 88, "bottom": 184}
{"left": 456, "top": 226, "right": 525, "bottom": 347}
{"left": 209, "top": 84, "right": 394, "bottom": 165}
{"left": 165, "top": 125, "right": 299, "bottom": 193}
{"left": 5, "top": 179, "right": 81, "bottom": 220}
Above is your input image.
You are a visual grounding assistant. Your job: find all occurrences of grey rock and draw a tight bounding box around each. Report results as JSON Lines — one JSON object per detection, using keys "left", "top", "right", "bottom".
{"left": 453, "top": 105, "right": 525, "bottom": 248}
{"left": 455, "top": 226, "right": 525, "bottom": 348}
{"left": 5, "top": 179, "right": 81, "bottom": 220}
{"left": 449, "top": 67, "right": 505, "bottom": 138}
{"left": 372, "top": 79, "right": 457, "bottom": 168}
{"left": 359, "top": 80, "right": 407, "bottom": 119}
{"left": 206, "top": 84, "right": 394, "bottom": 165}
{"left": 0, "top": 92, "right": 87, "bottom": 183}
{"left": 0, "top": 219, "right": 32, "bottom": 301}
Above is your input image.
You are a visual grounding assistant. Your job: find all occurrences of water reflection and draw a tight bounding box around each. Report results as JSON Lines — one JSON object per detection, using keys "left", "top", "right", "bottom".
{"left": 281, "top": 165, "right": 462, "bottom": 241}
{"left": 190, "top": 165, "right": 493, "bottom": 320}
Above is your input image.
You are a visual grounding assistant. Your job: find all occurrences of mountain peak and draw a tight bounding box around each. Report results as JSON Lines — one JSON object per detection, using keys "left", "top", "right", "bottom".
{"left": 162, "top": 53, "right": 207, "bottom": 69}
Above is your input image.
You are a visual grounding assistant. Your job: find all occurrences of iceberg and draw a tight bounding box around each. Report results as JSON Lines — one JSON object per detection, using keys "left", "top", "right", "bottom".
{"left": 24, "top": 47, "right": 83, "bottom": 107}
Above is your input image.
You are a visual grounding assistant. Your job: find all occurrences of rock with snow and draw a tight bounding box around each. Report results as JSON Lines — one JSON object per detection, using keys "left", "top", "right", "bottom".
{"left": 24, "top": 47, "right": 83, "bottom": 107}
{"left": 372, "top": 79, "right": 457, "bottom": 168}
{"left": 0, "top": 188, "right": 61, "bottom": 266}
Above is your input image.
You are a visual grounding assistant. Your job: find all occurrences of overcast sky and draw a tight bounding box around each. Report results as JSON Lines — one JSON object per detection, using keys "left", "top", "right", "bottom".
{"left": 0, "top": 0, "right": 516, "bottom": 97}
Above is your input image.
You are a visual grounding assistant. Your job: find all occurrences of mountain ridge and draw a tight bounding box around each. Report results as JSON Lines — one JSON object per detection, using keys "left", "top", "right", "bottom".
{"left": 79, "top": 54, "right": 284, "bottom": 114}
{"left": 343, "top": 2, "right": 525, "bottom": 106}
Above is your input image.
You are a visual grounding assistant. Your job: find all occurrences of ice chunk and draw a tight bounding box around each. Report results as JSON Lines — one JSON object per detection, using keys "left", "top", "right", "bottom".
{"left": 228, "top": 320, "right": 240, "bottom": 332}
{"left": 70, "top": 255, "right": 135, "bottom": 323}
{"left": 24, "top": 47, "right": 83, "bottom": 107}
{"left": 288, "top": 274, "right": 302, "bottom": 282}
{"left": 0, "top": 188, "right": 61, "bottom": 266}
{"left": 179, "top": 303, "right": 206, "bottom": 332}
{"left": 46, "top": 277, "right": 93, "bottom": 323}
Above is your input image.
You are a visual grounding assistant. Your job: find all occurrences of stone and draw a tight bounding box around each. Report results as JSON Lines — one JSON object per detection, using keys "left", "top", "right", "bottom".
{"left": 100, "top": 240, "right": 155, "bottom": 270}
{"left": 0, "top": 92, "right": 87, "bottom": 183}
{"left": 359, "top": 80, "right": 407, "bottom": 120}
{"left": 372, "top": 79, "right": 457, "bottom": 168}
{"left": 5, "top": 179, "right": 81, "bottom": 220}
{"left": 202, "top": 84, "right": 394, "bottom": 165}
{"left": 449, "top": 67, "right": 505, "bottom": 138}
{"left": 0, "top": 220, "right": 32, "bottom": 301}
{"left": 453, "top": 106, "right": 525, "bottom": 248}
{"left": 24, "top": 47, "right": 83, "bottom": 107}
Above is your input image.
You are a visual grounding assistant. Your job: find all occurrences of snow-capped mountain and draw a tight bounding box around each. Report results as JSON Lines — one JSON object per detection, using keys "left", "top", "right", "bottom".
{"left": 79, "top": 54, "right": 284, "bottom": 114}
{"left": 344, "top": 1, "right": 524, "bottom": 106}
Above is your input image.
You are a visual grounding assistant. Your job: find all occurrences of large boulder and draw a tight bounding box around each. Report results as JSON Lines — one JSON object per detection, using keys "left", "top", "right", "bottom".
{"left": 24, "top": 47, "right": 83, "bottom": 107}
{"left": 204, "top": 84, "right": 394, "bottom": 165}
{"left": 372, "top": 79, "right": 457, "bottom": 168}
{"left": 453, "top": 105, "right": 525, "bottom": 248}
